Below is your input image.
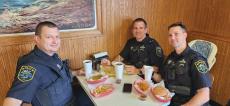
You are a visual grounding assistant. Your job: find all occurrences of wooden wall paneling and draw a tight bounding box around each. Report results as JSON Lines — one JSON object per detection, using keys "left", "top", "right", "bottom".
{"left": 188, "top": 31, "right": 230, "bottom": 105}
{"left": 145, "top": 0, "right": 199, "bottom": 55}
{"left": 0, "top": 35, "right": 33, "bottom": 47}
{"left": 0, "top": 43, "right": 34, "bottom": 104}
{"left": 59, "top": 36, "right": 105, "bottom": 69}
{"left": 190, "top": 0, "right": 230, "bottom": 105}
{"left": 0, "top": 47, "right": 8, "bottom": 104}
{"left": 193, "top": 0, "right": 230, "bottom": 37}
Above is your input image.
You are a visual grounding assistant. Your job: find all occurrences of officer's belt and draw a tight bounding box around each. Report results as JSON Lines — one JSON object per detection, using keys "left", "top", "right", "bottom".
{"left": 168, "top": 85, "right": 191, "bottom": 96}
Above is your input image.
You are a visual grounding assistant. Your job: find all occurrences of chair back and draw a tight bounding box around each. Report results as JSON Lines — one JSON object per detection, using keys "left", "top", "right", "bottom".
{"left": 188, "top": 39, "right": 218, "bottom": 70}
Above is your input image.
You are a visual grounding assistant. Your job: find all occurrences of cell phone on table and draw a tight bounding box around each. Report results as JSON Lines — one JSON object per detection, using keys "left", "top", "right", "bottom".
{"left": 123, "top": 83, "right": 132, "bottom": 93}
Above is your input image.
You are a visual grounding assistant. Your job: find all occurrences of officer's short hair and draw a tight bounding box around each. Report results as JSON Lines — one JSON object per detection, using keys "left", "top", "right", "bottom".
{"left": 35, "top": 21, "right": 58, "bottom": 36}
{"left": 168, "top": 22, "right": 187, "bottom": 32}
{"left": 132, "top": 18, "right": 148, "bottom": 28}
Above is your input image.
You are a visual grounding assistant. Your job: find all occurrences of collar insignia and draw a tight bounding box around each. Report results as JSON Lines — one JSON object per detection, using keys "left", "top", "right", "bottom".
{"left": 179, "top": 59, "right": 186, "bottom": 64}
{"left": 57, "top": 64, "right": 61, "bottom": 69}
{"left": 140, "top": 45, "right": 145, "bottom": 49}
{"left": 168, "top": 60, "right": 172, "bottom": 64}
{"left": 130, "top": 46, "right": 133, "bottom": 50}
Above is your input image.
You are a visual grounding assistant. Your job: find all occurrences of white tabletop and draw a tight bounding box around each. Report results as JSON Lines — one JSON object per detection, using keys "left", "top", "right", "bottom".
{"left": 76, "top": 74, "right": 169, "bottom": 106}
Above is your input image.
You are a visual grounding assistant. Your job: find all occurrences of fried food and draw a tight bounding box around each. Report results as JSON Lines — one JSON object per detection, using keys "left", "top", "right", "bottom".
{"left": 101, "top": 66, "right": 115, "bottom": 76}
{"left": 91, "top": 74, "right": 103, "bottom": 80}
{"left": 93, "top": 84, "right": 113, "bottom": 95}
{"left": 137, "top": 81, "right": 149, "bottom": 91}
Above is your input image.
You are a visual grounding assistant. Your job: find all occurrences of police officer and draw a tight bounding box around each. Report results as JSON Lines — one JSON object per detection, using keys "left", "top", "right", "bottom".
{"left": 3, "top": 21, "right": 75, "bottom": 106}
{"left": 158, "top": 22, "right": 212, "bottom": 106}
{"left": 102, "top": 18, "right": 164, "bottom": 74}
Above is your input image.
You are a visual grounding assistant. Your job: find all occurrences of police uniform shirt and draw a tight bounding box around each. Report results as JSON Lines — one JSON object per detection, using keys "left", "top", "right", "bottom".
{"left": 120, "top": 34, "right": 164, "bottom": 68}
{"left": 7, "top": 46, "right": 73, "bottom": 105}
{"left": 162, "top": 46, "right": 212, "bottom": 97}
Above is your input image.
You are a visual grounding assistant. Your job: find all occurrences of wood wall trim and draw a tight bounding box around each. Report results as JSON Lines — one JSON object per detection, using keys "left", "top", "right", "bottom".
{"left": 190, "top": 31, "right": 230, "bottom": 43}
{"left": 0, "top": 35, "right": 33, "bottom": 46}
{"left": 0, "top": 29, "right": 102, "bottom": 46}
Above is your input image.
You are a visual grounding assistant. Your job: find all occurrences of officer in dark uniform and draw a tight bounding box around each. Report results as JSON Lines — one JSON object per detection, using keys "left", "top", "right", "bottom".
{"left": 3, "top": 21, "right": 76, "bottom": 106}
{"left": 102, "top": 18, "right": 164, "bottom": 74}
{"left": 160, "top": 22, "right": 212, "bottom": 106}
{"left": 120, "top": 33, "right": 164, "bottom": 69}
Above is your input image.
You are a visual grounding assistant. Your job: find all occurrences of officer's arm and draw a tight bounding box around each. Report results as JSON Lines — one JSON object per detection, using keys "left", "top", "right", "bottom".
{"left": 152, "top": 66, "right": 163, "bottom": 82}
{"left": 3, "top": 97, "right": 22, "bottom": 106}
{"left": 152, "top": 72, "right": 162, "bottom": 82}
{"left": 182, "top": 87, "right": 210, "bottom": 106}
{"left": 101, "top": 55, "right": 124, "bottom": 66}
{"left": 124, "top": 65, "right": 140, "bottom": 74}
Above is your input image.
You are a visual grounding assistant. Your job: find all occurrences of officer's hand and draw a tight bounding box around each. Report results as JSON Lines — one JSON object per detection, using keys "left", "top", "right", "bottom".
{"left": 72, "top": 68, "right": 85, "bottom": 76}
{"left": 101, "top": 58, "right": 111, "bottom": 66}
{"left": 125, "top": 65, "right": 139, "bottom": 74}
{"left": 152, "top": 73, "right": 162, "bottom": 82}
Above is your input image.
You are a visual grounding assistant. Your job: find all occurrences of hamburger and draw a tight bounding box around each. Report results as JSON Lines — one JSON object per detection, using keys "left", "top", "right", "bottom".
{"left": 152, "top": 86, "right": 170, "bottom": 99}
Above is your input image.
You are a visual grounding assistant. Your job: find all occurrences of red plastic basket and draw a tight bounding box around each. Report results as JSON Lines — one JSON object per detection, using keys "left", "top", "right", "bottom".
{"left": 151, "top": 87, "right": 172, "bottom": 103}
{"left": 90, "top": 84, "right": 114, "bottom": 97}
{"left": 87, "top": 75, "right": 108, "bottom": 84}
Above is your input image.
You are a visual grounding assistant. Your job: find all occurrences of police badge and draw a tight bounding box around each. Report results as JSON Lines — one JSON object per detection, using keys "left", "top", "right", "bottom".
{"left": 195, "top": 60, "right": 209, "bottom": 73}
{"left": 17, "top": 65, "right": 36, "bottom": 82}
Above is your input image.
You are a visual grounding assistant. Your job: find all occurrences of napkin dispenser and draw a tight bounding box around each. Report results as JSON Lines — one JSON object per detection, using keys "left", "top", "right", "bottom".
{"left": 92, "top": 52, "right": 109, "bottom": 70}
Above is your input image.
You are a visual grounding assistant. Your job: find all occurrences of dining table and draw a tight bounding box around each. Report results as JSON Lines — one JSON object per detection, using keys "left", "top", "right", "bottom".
{"left": 75, "top": 70, "right": 171, "bottom": 106}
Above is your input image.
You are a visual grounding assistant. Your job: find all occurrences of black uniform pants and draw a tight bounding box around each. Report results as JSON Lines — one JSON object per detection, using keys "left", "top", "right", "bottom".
{"left": 72, "top": 77, "right": 94, "bottom": 106}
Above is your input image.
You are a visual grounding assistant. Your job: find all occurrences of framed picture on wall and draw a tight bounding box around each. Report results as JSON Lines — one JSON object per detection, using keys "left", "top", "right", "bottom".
{"left": 0, "top": 0, "right": 97, "bottom": 36}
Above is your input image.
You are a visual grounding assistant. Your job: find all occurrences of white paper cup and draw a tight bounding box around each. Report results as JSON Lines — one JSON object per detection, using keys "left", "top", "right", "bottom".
{"left": 115, "top": 62, "right": 124, "bottom": 80}
{"left": 83, "top": 60, "right": 93, "bottom": 78}
{"left": 144, "top": 65, "right": 154, "bottom": 82}
{"left": 111, "top": 61, "right": 118, "bottom": 66}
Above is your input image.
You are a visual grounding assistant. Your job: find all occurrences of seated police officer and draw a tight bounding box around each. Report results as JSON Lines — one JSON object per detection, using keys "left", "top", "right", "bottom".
{"left": 3, "top": 21, "right": 76, "bottom": 106}
{"left": 102, "top": 18, "right": 164, "bottom": 74}
{"left": 154, "top": 22, "right": 212, "bottom": 106}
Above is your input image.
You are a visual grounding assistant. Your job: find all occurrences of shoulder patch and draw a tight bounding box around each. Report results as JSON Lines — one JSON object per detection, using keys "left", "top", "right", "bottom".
{"left": 156, "top": 47, "right": 162, "bottom": 57}
{"left": 17, "top": 66, "right": 36, "bottom": 82}
{"left": 194, "top": 60, "right": 208, "bottom": 73}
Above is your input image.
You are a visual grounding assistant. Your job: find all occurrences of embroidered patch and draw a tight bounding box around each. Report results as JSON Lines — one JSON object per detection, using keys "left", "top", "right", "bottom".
{"left": 194, "top": 60, "right": 208, "bottom": 73}
{"left": 156, "top": 47, "right": 162, "bottom": 57}
{"left": 17, "top": 66, "right": 36, "bottom": 82}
